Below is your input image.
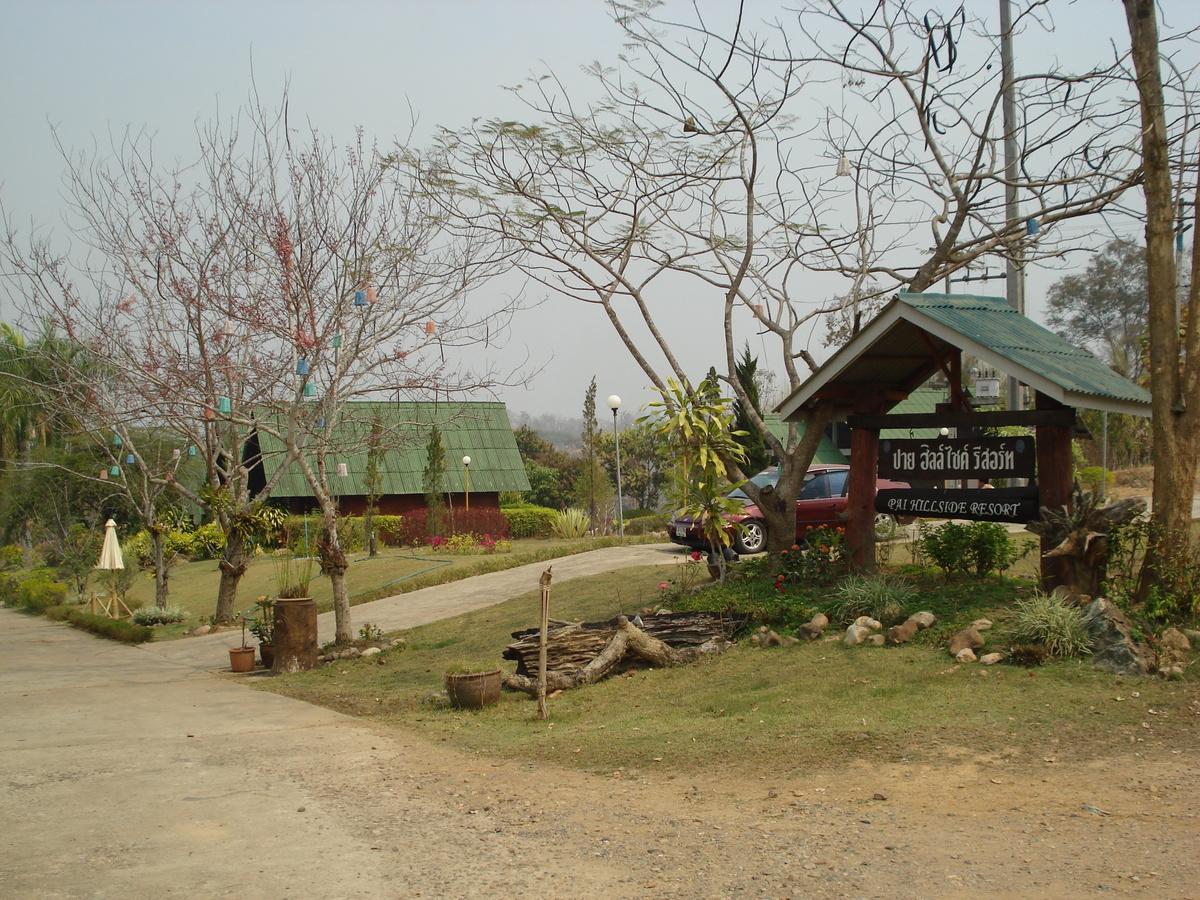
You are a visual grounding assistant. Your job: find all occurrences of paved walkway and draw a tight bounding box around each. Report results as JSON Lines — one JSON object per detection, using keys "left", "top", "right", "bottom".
{"left": 0, "top": 544, "right": 681, "bottom": 899}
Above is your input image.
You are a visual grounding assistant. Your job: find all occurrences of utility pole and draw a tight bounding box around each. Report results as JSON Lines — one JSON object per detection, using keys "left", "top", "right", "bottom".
{"left": 1000, "top": 0, "right": 1025, "bottom": 413}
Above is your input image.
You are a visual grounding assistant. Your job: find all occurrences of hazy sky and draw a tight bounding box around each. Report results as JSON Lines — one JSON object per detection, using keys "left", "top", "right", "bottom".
{"left": 0, "top": 1, "right": 1184, "bottom": 420}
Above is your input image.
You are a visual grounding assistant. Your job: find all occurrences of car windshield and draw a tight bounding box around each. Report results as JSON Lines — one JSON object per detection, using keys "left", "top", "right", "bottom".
{"left": 726, "top": 469, "right": 779, "bottom": 500}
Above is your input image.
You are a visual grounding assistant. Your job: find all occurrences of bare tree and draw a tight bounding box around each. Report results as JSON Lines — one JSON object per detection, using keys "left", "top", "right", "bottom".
{"left": 1121, "top": 0, "right": 1200, "bottom": 598}
{"left": 439, "top": 1, "right": 1138, "bottom": 563}
{"left": 2, "top": 92, "right": 520, "bottom": 636}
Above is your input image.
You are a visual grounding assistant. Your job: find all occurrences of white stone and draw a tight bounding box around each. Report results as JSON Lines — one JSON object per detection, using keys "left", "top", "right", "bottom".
{"left": 844, "top": 624, "right": 870, "bottom": 646}
{"left": 979, "top": 652, "right": 1003, "bottom": 666}
{"left": 955, "top": 648, "right": 978, "bottom": 663}
{"left": 854, "top": 616, "right": 882, "bottom": 631}
{"left": 361, "top": 647, "right": 382, "bottom": 657}
{"left": 907, "top": 611, "right": 937, "bottom": 629}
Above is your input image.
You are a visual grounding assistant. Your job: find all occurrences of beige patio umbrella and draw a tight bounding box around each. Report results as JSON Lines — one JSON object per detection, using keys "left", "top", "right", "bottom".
{"left": 90, "top": 519, "right": 132, "bottom": 618}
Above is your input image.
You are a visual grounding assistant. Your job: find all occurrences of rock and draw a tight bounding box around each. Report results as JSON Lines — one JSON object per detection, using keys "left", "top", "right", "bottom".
{"left": 1160, "top": 627, "right": 1191, "bottom": 652}
{"left": 948, "top": 627, "right": 985, "bottom": 656}
{"left": 783, "top": 636, "right": 800, "bottom": 646}
{"left": 844, "top": 624, "right": 871, "bottom": 646}
{"left": 799, "top": 613, "right": 829, "bottom": 641}
{"left": 971, "top": 618, "right": 993, "bottom": 632}
{"left": 340, "top": 647, "right": 362, "bottom": 659}
{"left": 955, "top": 647, "right": 978, "bottom": 663}
{"left": 887, "top": 620, "right": 919, "bottom": 644}
{"left": 762, "top": 630, "right": 784, "bottom": 648}
{"left": 1081, "top": 598, "right": 1155, "bottom": 676}
{"left": 908, "top": 611, "right": 937, "bottom": 629}
{"left": 1182, "top": 628, "right": 1200, "bottom": 644}
{"left": 866, "top": 634, "right": 886, "bottom": 646}
{"left": 192, "top": 625, "right": 212, "bottom": 636}
{"left": 854, "top": 616, "right": 882, "bottom": 631}
{"left": 873, "top": 792, "right": 887, "bottom": 801}
{"left": 979, "top": 652, "right": 1004, "bottom": 665}
{"left": 1159, "top": 666, "right": 1185, "bottom": 680}
{"left": 361, "top": 647, "right": 382, "bottom": 657}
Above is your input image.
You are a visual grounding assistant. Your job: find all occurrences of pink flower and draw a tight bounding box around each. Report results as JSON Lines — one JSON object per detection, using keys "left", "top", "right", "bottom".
{"left": 690, "top": 551, "right": 702, "bottom": 561}
{"left": 658, "top": 582, "right": 670, "bottom": 590}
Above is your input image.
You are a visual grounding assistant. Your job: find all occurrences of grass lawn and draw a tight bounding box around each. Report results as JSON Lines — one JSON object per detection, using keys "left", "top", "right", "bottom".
{"left": 252, "top": 560, "right": 1200, "bottom": 782}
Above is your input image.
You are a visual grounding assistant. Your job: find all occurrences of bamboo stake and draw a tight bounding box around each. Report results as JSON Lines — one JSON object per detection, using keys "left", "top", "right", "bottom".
{"left": 537, "top": 566, "right": 553, "bottom": 720}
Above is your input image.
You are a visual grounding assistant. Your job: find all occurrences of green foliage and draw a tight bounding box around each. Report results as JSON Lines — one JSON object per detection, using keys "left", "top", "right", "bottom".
{"left": 573, "top": 377, "right": 613, "bottom": 530}
{"left": 622, "top": 513, "right": 667, "bottom": 536}
{"left": 132, "top": 604, "right": 189, "bottom": 625}
{"left": 1004, "top": 591, "right": 1092, "bottom": 658}
{"left": 777, "top": 526, "right": 848, "bottom": 585}
{"left": 1105, "top": 516, "right": 1200, "bottom": 622}
{"left": 502, "top": 504, "right": 558, "bottom": 539}
{"left": 0, "top": 544, "right": 23, "bottom": 569}
{"left": 825, "top": 575, "right": 917, "bottom": 626}
{"left": 917, "top": 521, "right": 1029, "bottom": 577}
{"left": 552, "top": 508, "right": 590, "bottom": 539}
{"left": 358, "top": 622, "right": 385, "bottom": 642}
{"left": 1076, "top": 466, "right": 1116, "bottom": 495}
{"left": 18, "top": 576, "right": 68, "bottom": 612}
{"left": 422, "top": 423, "right": 448, "bottom": 537}
{"left": 732, "top": 344, "right": 772, "bottom": 474}
{"left": 0, "top": 570, "right": 19, "bottom": 605}
{"left": 58, "top": 608, "right": 155, "bottom": 643}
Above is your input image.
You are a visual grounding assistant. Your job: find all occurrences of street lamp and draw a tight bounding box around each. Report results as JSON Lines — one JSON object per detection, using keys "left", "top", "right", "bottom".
{"left": 462, "top": 455, "right": 471, "bottom": 511}
{"left": 607, "top": 395, "right": 624, "bottom": 538}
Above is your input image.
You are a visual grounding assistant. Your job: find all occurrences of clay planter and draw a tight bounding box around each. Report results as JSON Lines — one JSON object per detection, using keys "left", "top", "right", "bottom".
{"left": 271, "top": 598, "right": 318, "bottom": 674}
{"left": 258, "top": 642, "right": 275, "bottom": 669}
{"left": 444, "top": 670, "right": 503, "bottom": 709}
{"left": 229, "top": 646, "right": 257, "bottom": 673}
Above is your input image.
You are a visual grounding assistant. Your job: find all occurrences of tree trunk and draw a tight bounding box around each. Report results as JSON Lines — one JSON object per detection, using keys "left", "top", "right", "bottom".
{"left": 318, "top": 512, "right": 353, "bottom": 643}
{"left": 1124, "top": 0, "right": 1200, "bottom": 598}
{"left": 215, "top": 528, "right": 250, "bottom": 625}
{"left": 150, "top": 530, "right": 170, "bottom": 609}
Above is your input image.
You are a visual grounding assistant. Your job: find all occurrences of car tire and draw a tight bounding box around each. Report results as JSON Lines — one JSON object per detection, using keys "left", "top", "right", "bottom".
{"left": 874, "top": 512, "right": 899, "bottom": 542}
{"left": 734, "top": 520, "right": 768, "bottom": 554}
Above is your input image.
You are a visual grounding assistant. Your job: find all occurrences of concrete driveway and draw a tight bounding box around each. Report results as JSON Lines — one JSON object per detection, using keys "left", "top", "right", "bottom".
{"left": 0, "top": 544, "right": 681, "bottom": 899}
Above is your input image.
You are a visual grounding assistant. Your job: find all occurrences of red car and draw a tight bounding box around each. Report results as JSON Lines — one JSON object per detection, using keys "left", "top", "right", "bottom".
{"left": 667, "top": 465, "right": 911, "bottom": 554}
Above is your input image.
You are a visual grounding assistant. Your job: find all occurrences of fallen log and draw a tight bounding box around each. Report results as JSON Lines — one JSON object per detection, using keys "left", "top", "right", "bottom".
{"left": 503, "top": 615, "right": 733, "bottom": 696}
{"left": 503, "top": 610, "right": 747, "bottom": 678}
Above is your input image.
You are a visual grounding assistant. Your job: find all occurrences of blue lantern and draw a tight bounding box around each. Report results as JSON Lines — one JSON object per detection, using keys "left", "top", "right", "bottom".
{"left": 304, "top": 383, "right": 316, "bottom": 398}
{"left": 112, "top": 433, "right": 122, "bottom": 447}
{"left": 187, "top": 446, "right": 197, "bottom": 457}
{"left": 125, "top": 454, "right": 135, "bottom": 465}
{"left": 109, "top": 465, "right": 120, "bottom": 477}
{"left": 354, "top": 290, "right": 367, "bottom": 307}
{"left": 317, "top": 417, "right": 326, "bottom": 428}
{"left": 332, "top": 334, "right": 342, "bottom": 349}
{"left": 1025, "top": 218, "right": 1040, "bottom": 235}
{"left": 296, "top": 359, "right": 309, "bottom": 376}
{"left": 218, "top": 397, "right": 232, "bottom": 414}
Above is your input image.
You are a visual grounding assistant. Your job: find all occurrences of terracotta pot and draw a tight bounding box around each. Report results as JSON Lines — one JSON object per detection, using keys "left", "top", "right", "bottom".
{"left": 229, "top": 646, "right": 256, "bottom": 673}
{"left": 258, "top": 642, "right": 275, "bottom": 669}
{"left": 444, "top": 669, "right": 503, "bottom": 709}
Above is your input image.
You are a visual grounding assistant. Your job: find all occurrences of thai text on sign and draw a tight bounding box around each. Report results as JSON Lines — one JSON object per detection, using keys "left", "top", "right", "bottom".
{"left": 877, "top": 436, "right": 1036, "bottom": 480}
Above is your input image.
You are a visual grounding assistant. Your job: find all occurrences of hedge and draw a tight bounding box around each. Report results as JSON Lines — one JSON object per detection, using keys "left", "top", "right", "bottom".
{"left": 19, "top": 578, "right": 68, "bottom": 613}
{"left": 56, "top": 607, "right": 155, "bottom": 643}
{"left": 389, "top": 507, "right": 511, "bottom": 546}
{"left": 501, "top": 504, "right": 558, "bottom": 539}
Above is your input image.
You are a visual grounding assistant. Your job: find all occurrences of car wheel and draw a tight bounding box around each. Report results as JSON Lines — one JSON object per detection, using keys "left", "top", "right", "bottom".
{"left": 874, "top": 512, "right": 899, "bottom": 542}
{"left": 734, "top": 520, "right": 768, "bottom": 554}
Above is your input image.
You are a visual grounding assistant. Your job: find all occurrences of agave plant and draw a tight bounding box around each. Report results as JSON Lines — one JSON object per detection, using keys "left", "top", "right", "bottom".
{"left": 552, "top": 508, "right": 590, "bottom": 539}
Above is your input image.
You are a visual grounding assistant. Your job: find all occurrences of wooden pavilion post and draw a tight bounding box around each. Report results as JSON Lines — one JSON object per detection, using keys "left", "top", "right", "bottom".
{"left": 847, "top": 394, "right": 885, "bottom": 574}
{"left": 1035, "top": 392, "right": 1075, "bottom": 590}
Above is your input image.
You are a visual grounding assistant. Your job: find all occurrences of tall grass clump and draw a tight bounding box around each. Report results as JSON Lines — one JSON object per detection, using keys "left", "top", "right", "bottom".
{"left": 132, "top": 604, "right": 189, "bottom": 626}
{"left": 552, "top": 508, "right": 590, "bottom": 539}
{"left": 1005, "top": 591, "right": 1092, "bottom": 658}
{"left": 825, "top": 575, "right": 917, "bottom": 625}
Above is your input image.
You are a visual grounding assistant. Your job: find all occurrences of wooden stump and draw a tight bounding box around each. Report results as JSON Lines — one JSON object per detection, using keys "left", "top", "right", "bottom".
{"left": 271, "top": 598, "right": 318, "bottom": 674}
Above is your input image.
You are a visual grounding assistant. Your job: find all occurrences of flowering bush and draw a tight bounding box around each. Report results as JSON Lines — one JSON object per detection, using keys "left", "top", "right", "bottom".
{"left": 777, "top": 526, "right": 848, "bottom": 586}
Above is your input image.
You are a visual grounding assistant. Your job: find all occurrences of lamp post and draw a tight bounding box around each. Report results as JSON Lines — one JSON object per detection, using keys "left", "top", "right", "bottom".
{"left": 607, "top": 395, "right": 624, "bottom": 537}
{"left": 462, "top": 455, "right": 471, "bottom": 511}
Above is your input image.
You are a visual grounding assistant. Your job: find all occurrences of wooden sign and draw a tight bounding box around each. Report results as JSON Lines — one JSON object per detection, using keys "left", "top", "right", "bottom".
{"left": 878, "top": 436, "right": 1036, "bottom": 480}
{"left": 876, "top": 487, "right": 1040, "bottom": 524}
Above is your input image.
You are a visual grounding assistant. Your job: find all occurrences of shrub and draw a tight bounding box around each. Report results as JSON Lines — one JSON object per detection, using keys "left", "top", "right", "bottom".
{"left": 0, "top": 571, "right": 20, "bottom": 606}
{"left": 502, "top": 504, "right": 559, "bottom": 539}
{"left": 1004, "top": 591, "right": 1092, "bottom": 658}
{"left": 370, "top": 515, "right": 405, "bottom": 547}
{"left": 190, "top": 522, "right": 227, "bottom": 559}
{"left": 391, "top": 508, "right": 510, "bottom": 546}
{"left": 1076, "top": 466, "right": 1116, "bottom": 496}
{"left": 918, "top": 521, "right": 1028, "bottom": 577}
{"left": 0, "top": 544, "right": 24, "bottom": 569}
{"left": 778, "top": 526, "right": 848, "bottom": 585}
{"left": 19, "top": 577, "right": 68, "bottom": 613}
{"left": 132, "top": 604, "right": 190, "bottom": 626}
{"left": 552, "top": 508, "right": 590, "bottom": 540}
{"left": 62, "top": 609, "right": 155, "bottom": 643}
{"left": 622, "top": 514, "right": 668, "bottom": 536}
{"left": 825, "top": 575, "right": 917, "bottom": 625}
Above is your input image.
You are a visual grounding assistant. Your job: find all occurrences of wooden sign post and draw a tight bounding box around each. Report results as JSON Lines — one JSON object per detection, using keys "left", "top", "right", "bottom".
{"left": 537, "top": 567, "right": 553, "bottom": 720}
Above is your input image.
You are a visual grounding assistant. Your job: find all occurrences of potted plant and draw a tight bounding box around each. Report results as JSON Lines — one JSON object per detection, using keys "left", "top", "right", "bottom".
{"left": 247, "top": 596, "right": 276, "bottom": 668}
{"left": 272, "top": 548, "right": 316, "bottom": 600}
{"left": 443, "top": 662, "right": 503, "bottom": 709}
{"left": 229, "top": 614, "right": 257, "bottom": 672}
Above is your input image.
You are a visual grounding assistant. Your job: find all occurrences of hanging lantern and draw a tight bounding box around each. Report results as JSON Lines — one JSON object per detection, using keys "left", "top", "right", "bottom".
{"left": 172, "top": 448, "right": 181, "bottom": 460}
{"left": 109, "top": 465, "right": 120, "bottom": 477}
{"left": 354, "top": 289, "right": 368, "bottom": 307}
{"left": 112, "top": 433, "right": 123, "bottom": 447}
{"left": 204, "top": 407, "right": 215, "bottom": 420}
{"left": 332, "top": 334, "right": 342, "bottom": 349}
{"left": 304, "top": 383, "right": 317, "bottom": 398}
{"left": 99, "top": 469, "right": 108, "bottom": 481}
{"left": 126, "top": 454, "right": 135, "bottom": 465}
{"left": 296, "top": 359, "right": 310, "bottom": 376}
{"left": 224, "top": 318, "right": 235, "bottom": 337}
{"left": 165, "top": 472, "right": 173, "bottom": 482}
{"left": 1025, "top": 218, "right": 1040, "bottom": 235}
{"left": 425, "top": 320, "right": 436, "bottom": 335}
{"left": 836, "top": 156, "right": 853, "bottom": 177}
{"left": 1177, "top": 231, "right": 1185, "bottom": 252}
{"left": 366, "top": 286, "right": 378, "bottom": 304}
{"left": 317, "top": 417, "right": 326, "bottom": 428}
{"left": 755, "top": 304, "right": 764, "bottom": 318}
{"left": 218, "top": 397, "right": 232, "bottom": 414}
{"left": 336, "top": 463, "right": 348, "bottom": 478}
{"left": 187, "top": 446, "right": 197, "bottom": 457}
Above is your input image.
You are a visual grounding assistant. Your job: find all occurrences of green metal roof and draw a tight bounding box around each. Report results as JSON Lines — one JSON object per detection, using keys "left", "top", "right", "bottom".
{"left": 259, "top": 401, "right": 530, "bottom": 498}
{"left": 778, "top": 293, "right": 1152, "bottom": 420}
{"left": 878, "top": 388, "right": 942, "bottom": 440}
{"left": 762, "top": 414, "right": 848, "bottom": 464}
